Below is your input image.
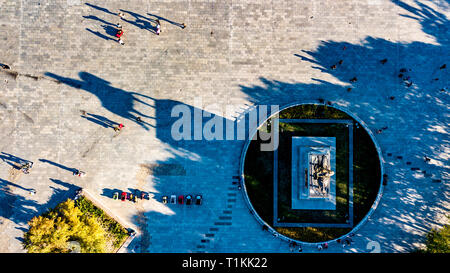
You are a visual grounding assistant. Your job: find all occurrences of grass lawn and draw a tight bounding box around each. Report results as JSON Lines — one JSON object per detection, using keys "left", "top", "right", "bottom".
{"left": 244, "top": 104, "right": 381, "bottom": 242}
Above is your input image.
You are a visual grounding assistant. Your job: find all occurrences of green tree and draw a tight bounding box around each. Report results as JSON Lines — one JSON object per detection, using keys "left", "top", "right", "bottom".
{"left": 423, "top": 221, "right": 450, "bottom": 253}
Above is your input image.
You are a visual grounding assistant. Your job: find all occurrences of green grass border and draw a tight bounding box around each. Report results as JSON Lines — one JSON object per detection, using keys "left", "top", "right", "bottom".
{"left": 276, "top": 122, "right": 349, "bottom": 224}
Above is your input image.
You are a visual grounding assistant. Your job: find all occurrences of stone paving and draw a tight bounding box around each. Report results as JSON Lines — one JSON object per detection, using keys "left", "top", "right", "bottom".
{"left": 0, "top": 0, "right": 449, "bottom": 253}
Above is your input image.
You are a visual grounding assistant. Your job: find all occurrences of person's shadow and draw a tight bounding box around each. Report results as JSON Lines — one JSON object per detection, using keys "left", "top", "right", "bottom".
{"left": 147, "top": 13, "right": 185, "bottom": 28}
{"left": 81, "top": 113, "right": 118, "bottom": 128}
{"left": 119, "top": 9, "right": 158, "bottom": 34}
{"left": 82, "top": 15, "right": 116, "bottom": 26}
{"left": 86, "top": 28, "right": 117, "bottom": 41}
{"left": 85, "top": 3, "right": 117, "bottom": 16}
{"left": 0, "top": 152, "right": 29, "bottom": 169}
{"left": 38, "top": 159, "right": 78, "bottom": 173}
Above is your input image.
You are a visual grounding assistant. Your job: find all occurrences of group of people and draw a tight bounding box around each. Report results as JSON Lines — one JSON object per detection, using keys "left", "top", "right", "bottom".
{"left": 286, "top": 233, "right": 356, "bottom": 252}
{"left": 113, "top": 123, "right": 125, "bottom": 132}
{"left": 20, "top": 161, "right": 33, "bottom": 174}
{"left": 115, "top": 11, "right": 166, "bottom": 45}
{"left": 289, "top": 241, "right": 302, "bottom": 252}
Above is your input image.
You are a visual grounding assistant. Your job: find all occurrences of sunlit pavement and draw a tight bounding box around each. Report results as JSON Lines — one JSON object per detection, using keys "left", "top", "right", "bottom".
{"left": 0, "top": 0, "right": 448, "bottom": 253}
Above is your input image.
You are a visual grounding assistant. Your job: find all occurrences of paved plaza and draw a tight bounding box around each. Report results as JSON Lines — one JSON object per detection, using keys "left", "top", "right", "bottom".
{"left": 0, "top": 0, "right": 449, "bottom": 253}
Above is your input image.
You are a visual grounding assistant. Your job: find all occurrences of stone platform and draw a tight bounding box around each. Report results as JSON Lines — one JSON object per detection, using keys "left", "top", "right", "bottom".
{"left": 292, "top": 137, "right": 336, "bottom": 210}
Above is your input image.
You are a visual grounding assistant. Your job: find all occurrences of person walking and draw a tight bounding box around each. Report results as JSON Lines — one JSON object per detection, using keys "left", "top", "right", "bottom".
{"left": 289, "top": 242, "right": 294, "bottom": 252}
{"left": 116, "top": 27, "right": 125, "bottom": 45}
{"left": 116, "top": 28, "right": 124, "bottom": 38}
{"left": 155, "top": 19, "right": 161, "bottom": 35}
{"left": 21, "top": 161, "right": 33, "bottom": 174}
{"left": 114, "top": 123, "right": 124, "bottom": 131}
{"left": 73, "top": 170, "right": 86, "bottom": 177}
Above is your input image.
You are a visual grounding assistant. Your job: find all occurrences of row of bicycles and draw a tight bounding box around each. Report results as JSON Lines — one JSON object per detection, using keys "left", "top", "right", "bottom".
{"left": 113, "top": 191, "right": 147, "bottom": 202}
{"left": 163, "top": 194, "right": 202, "bottom": 205}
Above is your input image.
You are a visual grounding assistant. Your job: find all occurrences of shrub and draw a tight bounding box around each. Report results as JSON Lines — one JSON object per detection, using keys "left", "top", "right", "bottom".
{"left": 422, "top": 220, "right": 450, "bottom": 253}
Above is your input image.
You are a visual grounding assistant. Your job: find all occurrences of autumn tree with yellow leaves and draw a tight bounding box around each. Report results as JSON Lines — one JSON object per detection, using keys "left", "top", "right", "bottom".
{"left": 23, "top": 199, "right": 107, "bottom": 253}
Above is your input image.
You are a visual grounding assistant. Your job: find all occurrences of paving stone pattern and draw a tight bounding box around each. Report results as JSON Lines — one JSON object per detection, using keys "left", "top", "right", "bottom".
{"left": 0, "top": 0, "right": 449, "bottom": 253}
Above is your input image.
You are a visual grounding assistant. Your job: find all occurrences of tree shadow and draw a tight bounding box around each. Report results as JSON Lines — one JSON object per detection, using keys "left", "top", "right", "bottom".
{"left": 44, "top": 71, "right": 155, "bottom": 131}
{"left": 0, "top": 180, "right": 34, "bottom": 225}
{"left": 47, "top": 179, "right": 81, "bottom": 205}
{"left": 24, "top": 0, "right": 448, "bottom": 253}
{"left": 0, "top": 178, "right": 78, "bottom": 228}
{"left": 139, "top": 0, "right": 449, "bottom": 252}
{"left": 233, "top": 0, "right": 449, "bottom": 252}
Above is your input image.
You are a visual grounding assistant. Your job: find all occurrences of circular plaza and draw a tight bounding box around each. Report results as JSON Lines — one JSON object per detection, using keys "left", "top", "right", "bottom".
{"left": 242, "top": 104, "right": 384, "bottom": 243}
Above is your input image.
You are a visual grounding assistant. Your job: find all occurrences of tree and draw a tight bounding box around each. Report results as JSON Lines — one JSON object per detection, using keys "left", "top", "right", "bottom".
{"left": 423, "top": 221, "right": 450, "bottom": 253}
{"left": 23, "top": 199, "right": 107, "bottom": 253}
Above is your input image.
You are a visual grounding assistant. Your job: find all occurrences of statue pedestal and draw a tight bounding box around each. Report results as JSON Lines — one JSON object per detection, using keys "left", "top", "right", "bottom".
{"left": 291, "top": 137, "right": 336, "bottom": 210}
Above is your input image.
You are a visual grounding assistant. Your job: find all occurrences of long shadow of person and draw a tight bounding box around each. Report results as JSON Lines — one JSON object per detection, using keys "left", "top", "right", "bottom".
{"left": 86, "top": 28, "right": 117, "bottom": 41}
{"left": 38, "top": 159, "right": 78, "bottom": 173}
{"left": 102, "top": 25, "right": 121, "bottom": 37}
{"left": 81, "top": 113, "right": 118, "bottom": 128}
{"left": 0, "top": 152, "right": 29, "bottom": 169}
{"left": 85, "top": 2, "right": 117, "bottom": 16}
{"left": 83, "top": 15, "right": 116, "bottom": 26}
{"left": 44, "top": 72, "right": 154, "bottom": 131}
{"left": 147, "top": 13, "right": 185, "bottom": 28}
{"left": 119, "top": 9, "right": 156, "bottom": 33}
